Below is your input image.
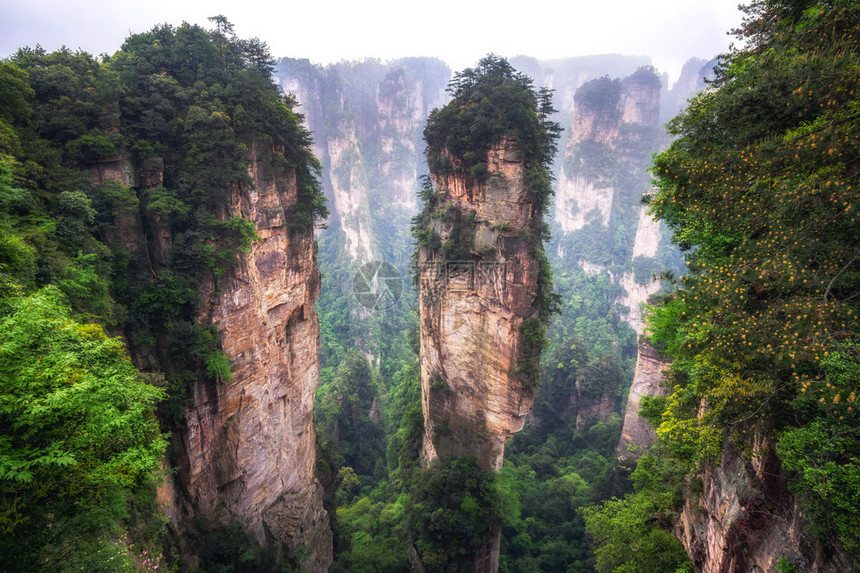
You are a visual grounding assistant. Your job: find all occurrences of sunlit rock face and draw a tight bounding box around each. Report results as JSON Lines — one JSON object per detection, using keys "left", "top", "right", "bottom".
{"left": 417, "top": 137, "right": 541, "bottom": 473}
{"left": 175, "top": 144, "right": 332, "bottom": 572}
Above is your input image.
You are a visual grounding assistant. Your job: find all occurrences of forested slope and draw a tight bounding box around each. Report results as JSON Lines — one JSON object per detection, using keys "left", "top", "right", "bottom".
{"left": 0, "top": 18, "right": 329, "bottom": 571}
{"left": 584, "top": 1, "right": 859, "bottom": 571}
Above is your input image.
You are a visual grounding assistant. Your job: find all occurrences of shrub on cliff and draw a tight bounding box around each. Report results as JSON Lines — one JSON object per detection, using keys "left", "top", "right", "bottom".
{"left": 642, "top": 0, "right": 860, "bottom": 557}
{"left": 423, "top": 54, "right": 561, "bottom": 215}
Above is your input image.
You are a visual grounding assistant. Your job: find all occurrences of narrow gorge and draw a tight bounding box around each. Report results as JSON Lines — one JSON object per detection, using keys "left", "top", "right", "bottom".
{"left": 2, "top": 4, "right": 857, "bottom": 572}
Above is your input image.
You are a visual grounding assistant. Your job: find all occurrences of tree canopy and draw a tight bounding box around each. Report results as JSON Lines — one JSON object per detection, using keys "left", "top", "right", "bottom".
{"left": 423, "top": 55, "right": 561, "bottom": 211}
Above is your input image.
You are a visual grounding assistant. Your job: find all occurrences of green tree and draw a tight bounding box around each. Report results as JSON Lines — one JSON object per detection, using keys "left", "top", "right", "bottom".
{"left": 0, "top": 287, "right": 166, "bottom": 570}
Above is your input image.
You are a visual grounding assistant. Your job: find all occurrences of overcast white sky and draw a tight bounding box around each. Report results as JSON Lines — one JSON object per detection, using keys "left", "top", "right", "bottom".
{"left": 1, "top": 0, "right": 744, "bottom": 83}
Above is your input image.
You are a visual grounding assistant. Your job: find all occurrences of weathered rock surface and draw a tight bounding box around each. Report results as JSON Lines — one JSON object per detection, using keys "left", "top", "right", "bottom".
{"left": 418, "top": 137, "right": 540, "bottom": 472}
{"left": 616, "top": 339, "right": 670, "bottom": 460}
{"left": 90, "top": 145, "right": 332, "bottom": 571}
{"left": 177, "top": 143, "right": 332, "bottom": 571}
{"left": 676, "top": 434, "right": 853, "bottom": 573}
{"left": 631, "top": 204, "right": 662, "bottom": 259}
{"left": 277, "top": 58, "right": 449, "bottom": 263}
{"left": 555, "top": 73, "right": 661, "bottom": 234}
{"left": 551, "top": 69, "right": 666, "bottom": 334}
{"left": 616, "top": 271, "right": 662, "bottom": 335}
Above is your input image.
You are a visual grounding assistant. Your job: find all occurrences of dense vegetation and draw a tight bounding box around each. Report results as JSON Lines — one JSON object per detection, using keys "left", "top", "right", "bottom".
{"left": 585, "top": 0, "right": 860, "bottom": 569}
{"left": 9, "top": 2, "right": 856, "bottom": 569}
{"left": 424, "top": 55, "right": 561, "bottom": 212}
{"left": 0, "top": 17, "right": 326, "bottom": 570}
{"left": 309, "top": 55, "right": 693, "bottom": 571}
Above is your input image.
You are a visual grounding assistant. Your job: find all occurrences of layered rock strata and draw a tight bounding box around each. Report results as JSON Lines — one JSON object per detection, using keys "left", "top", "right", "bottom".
{"left": 182, "top": 144, "right": 331, "bottom": 570}
{"left": 90, "top": 146, "right": 332, "bottom": 571}
{"left": 418, "top": 137, "right": 541, "bottom": 472}
{"left": 615, "top": 339, "right": 670, "bottom": 460}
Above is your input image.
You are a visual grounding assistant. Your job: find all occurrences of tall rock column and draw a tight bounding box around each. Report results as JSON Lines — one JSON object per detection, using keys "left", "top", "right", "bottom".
{"left": 412, "top": 56, "right": 559, "bottom": 572}
{"left": 417, "top": 135, "right": 542, "bottom": 472}
{"left": 616, "top": 339, "right": 670, "bottom": 461}
{"left": 178, "top": 143, "right": 332, "bottom": 571}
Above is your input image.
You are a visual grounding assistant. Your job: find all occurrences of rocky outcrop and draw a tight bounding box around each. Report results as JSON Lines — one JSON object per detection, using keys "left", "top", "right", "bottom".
{"left": 616, "top": 272, "right": 662, "bottom": 335}
{"left": 510, "top": 55, "right": 652, "bottom": 127}
{"left": 631, "top": 203, "right": 661, "bottom": 259}
{"left": 555, "top": 71, "right": 661, "bottom": 234}
{"left": 661, "top": 57, "right": 718, "bottom": 122}
{"left": 177, "top": 143, "right": 331, "bottom": 571}
{"left": 676, "top": 435, "right": 853, "bottom": 573}
{"left": 616, "top": 339, "right": 670, "bottom": 460}
{"left": 90, "top": 145, "right": 332, "bottom": 571}
{"left": 550, "top": 68, "right": 668, "bottom": 334}
{"left": 418, "top": 137, "right": 541, "bottom": 472}
{"left": 556, "top": 175, "right": 615, "bottom": 231}
{"left": 325, "top": 125, "right": 375, "bottom": 261}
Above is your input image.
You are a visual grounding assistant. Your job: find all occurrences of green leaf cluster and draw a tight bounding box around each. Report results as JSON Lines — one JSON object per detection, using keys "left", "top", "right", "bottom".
{"left": 0, "top": 287, "right": 166, "bottom": 570}
{"left": 423, "top": 55, "right": 560, "bottom": 214}
{"left": 407, "top": 456, "right": 501, "bottom": 572}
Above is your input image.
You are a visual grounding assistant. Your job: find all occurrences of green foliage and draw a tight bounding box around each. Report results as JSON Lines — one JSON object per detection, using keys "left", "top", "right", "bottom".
{"left": 632, "top": 255, "right": 659, "bottom": 286}
{"left": 574, "top": 76, "right": 622, "bottom": 116}
{"left": 0, "top": 19, "right": 331, "bottom": 569}
{"left": 423, "top": 55, "right": 560, "bottom": 214}
{"left": 644, "top": 0, "right": 860, "bottom": 559}
{"left": 776, "top": 342, "right": 860, "bottom": 551}
{"left": 195, "top": 520, "right": 288, "bottom": 573}
{"left": 66, "top": 134, "right": 116, "bottom": 162}
{"left": 316, "top": 349, "right": 386, "bottom": 477}
{"left": 578, "top": 355, "right": 625, "bottom": 401}
{"left": 776, "top": 556, "right": 802, "bottom": 573}
{"left": 520, "top": 317, "right": 546, "bottom": 389}
{"left": 0, "top": 287, "right": 166, "bottom": 570}
{"left": 408, "top": 456, "right": 501, "bottom": 572}
{"left": 564, "top": 140, "right": 620, "bottom": 181}
{"left": 501, "top": 412, "right": 626, "bottom": 572}
{"left": 581, "top": 494, "right": 691, "bottom": 573}
{"left": 337, "top": 493, "right": 411, "bottom": 572}
{"left": 580, "top": 451, "right": 692, "bottom": 573}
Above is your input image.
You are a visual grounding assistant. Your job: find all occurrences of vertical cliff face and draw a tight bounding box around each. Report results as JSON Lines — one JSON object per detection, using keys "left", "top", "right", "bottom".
{"left": 675, "top": 435, "right": 853, "bottom": 573}
{"left": 90, "top": 146, "right": 332, "bottom": 571}
{"left": 555, "top": 72, "right": 660, "bottom": 234}
{"left": 277, "top": 58, "right": 450, "bottom": 264}
{"left": 177, "top": 144, "right": 332, "bottom": 571}
{"left": 418, "top": 137, "right": 541, "bottom": 472}
{"left": 550, "top": 69, "right": 667, "bottom": 335}
{"left": 615, "top": 339, "right": 670, "bottom": 460}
